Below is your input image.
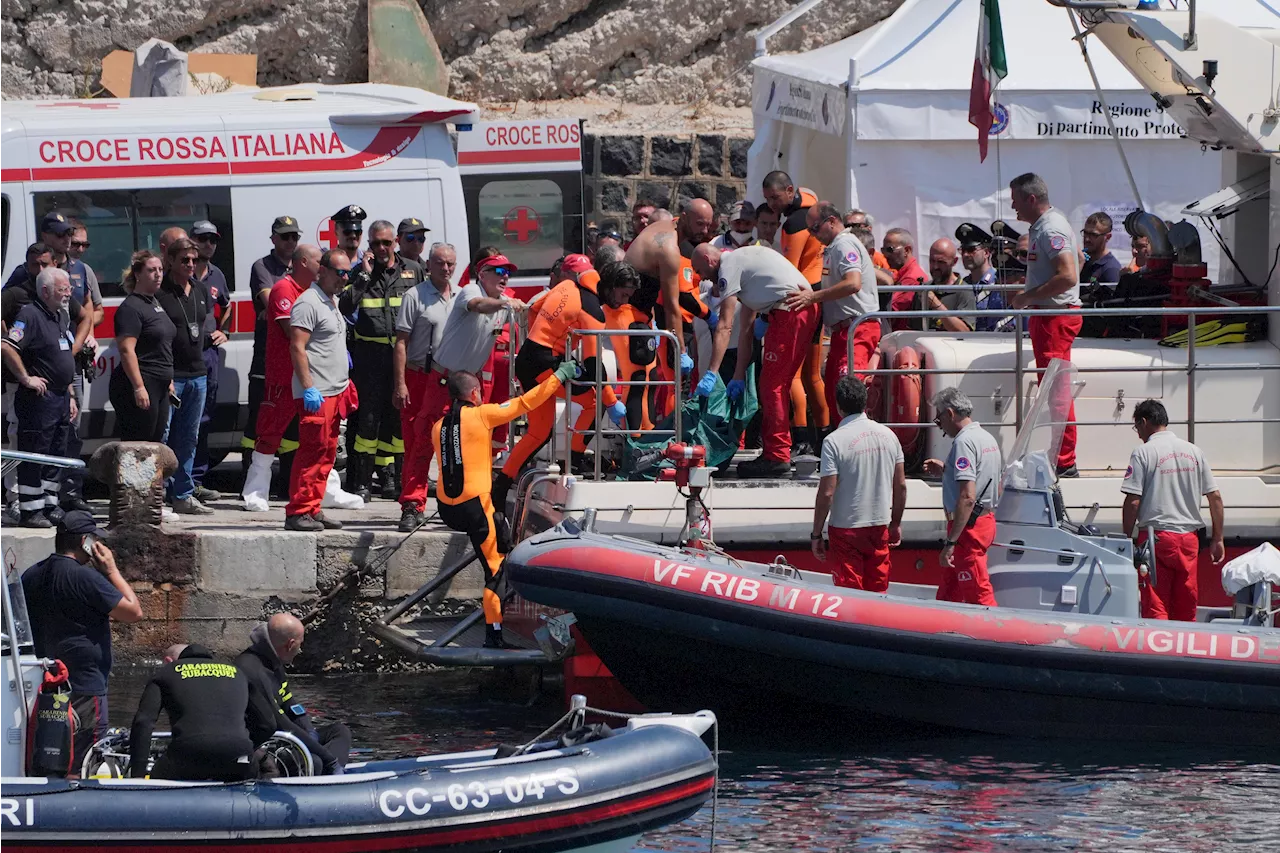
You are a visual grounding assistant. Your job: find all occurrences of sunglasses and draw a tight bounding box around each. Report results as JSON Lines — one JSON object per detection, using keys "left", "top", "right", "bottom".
{"left": 277, "top": 233, "right": 301, "bottom": 241}
{"left": 597, "top": 231, "right": 623, "bottom": 242}
{"left": 488, "top": 266, "right": 512, "bottom": 277}
{"left": 370, "top": 239, "right": 395, "bottom": 248}
{"left": 324, "top": 266, "right": 352, "bottom": 279}
{"left": 341, "top": 228, "right": 363, "bottom": 237}
{"left": 1082, "top": 230, "right": 1111, "bottom": 238}
{"left": 932, "top": 414, "right": 944, "bottom": 427}
{"left": 194, "top": 234, "right": 219, "bottom": 244}
{"left": 401, "top": 233, "right": 427, "bottom": 243}
{"left": 178, "top": 257, "right": 198, "bottom": 266}
{"left": 1015, "top": 250, "right": 1029, "bottom": 260}
{"left": 71, "top": 240, "right": 91, "bottom": 250}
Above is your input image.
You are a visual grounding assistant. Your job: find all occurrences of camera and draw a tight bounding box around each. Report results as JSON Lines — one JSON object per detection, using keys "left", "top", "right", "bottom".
{"left": 76, "top": 339, "right": 98, "bottom": 382}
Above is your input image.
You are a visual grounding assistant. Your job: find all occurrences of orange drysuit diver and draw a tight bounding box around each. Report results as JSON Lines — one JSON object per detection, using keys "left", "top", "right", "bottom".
{"left": 433, "top": 364, "right": 573, "bottom": 648}
{"left": 776, "top": 186, "right": 829, "bottom": 437}
{"left": 495, "top": 258, "right": 630, "bottom": 504}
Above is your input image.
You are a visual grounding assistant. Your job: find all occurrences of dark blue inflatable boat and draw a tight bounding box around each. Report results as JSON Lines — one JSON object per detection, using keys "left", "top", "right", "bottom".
{"left": 0, "top": 716, "right": 715, "bottom": 852}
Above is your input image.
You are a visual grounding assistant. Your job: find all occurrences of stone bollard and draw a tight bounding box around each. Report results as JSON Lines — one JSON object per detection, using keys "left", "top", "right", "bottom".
{"left": 89, "top": 441, "right": 178, "bottom": 528}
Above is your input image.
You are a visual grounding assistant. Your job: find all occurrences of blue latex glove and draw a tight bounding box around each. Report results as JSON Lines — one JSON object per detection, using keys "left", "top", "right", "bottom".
{"left": 608, "top": 400, "right": 627, "bottom": 425}
{"left": 695, "top": 371, "right": 717, "bottom": 398}
{"left": 706, "top": 308, "right": 719, "bottom": 330}
{"left": 302, "top": 387, "right": 324, "bottom": 413}
{"left": 726, "top": 379, "right": 746, "bottom": 401}
{"left": 679, "top": 352, "right": 694, "bottom": 376}
{"left": 754, "top": 316, "right": 769, "bottom": 340}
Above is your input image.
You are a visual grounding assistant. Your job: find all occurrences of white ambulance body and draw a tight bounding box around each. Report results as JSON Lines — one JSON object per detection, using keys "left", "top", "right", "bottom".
{"left": 0, "top": 84, "right": 478, "bottom": 459}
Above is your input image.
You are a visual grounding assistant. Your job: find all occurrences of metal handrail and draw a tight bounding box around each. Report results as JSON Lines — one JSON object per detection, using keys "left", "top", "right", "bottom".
{"left": 559, "top": 328, "right": 684, "bottom": 480}
{"left": 0, "top": 449, "right": 86, "bottom": 479}
{"left": 849, "top": 305, "right": 1280, "bottom": 442}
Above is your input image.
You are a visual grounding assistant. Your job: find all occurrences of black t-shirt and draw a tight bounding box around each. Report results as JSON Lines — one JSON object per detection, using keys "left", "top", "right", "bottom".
{"left": 1080, "top": 252, "right": 1122, "bottom": 285}
{"left": 22, "top": 554, "right": 123, "bottom": 695}
{"left": 3, "top": 300, "right": 77, "bottom": 389}
{"left": 199, "top": 263, "right": 230, "bottom": 338}
{"left": 156, "top": 277, "right": 210, "bottom": 378}
{"left": 114, "top": 291, "right": 177, "bottom": 382}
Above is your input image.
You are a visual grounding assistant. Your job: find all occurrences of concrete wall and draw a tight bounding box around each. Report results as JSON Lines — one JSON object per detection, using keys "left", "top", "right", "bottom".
{"left": 583, "top": 131, "right": 753, "bottom": 225}
{"left": 4, "top": 524, "right": 484, "bottom": 671}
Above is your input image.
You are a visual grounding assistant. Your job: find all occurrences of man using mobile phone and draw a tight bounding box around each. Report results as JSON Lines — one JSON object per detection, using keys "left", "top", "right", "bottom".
{"left": 22, "top": 511, "right": 143, "bottom": 763}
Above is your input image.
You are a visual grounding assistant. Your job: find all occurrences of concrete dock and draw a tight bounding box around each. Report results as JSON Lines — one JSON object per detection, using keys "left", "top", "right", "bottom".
{"left": 2, "top": 490, "right": 487, "bottom": 671}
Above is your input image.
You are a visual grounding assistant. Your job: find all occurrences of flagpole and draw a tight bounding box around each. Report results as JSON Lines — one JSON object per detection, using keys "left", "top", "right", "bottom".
{"left": 994, "top": 82, "right": 1003, "bottom": 226}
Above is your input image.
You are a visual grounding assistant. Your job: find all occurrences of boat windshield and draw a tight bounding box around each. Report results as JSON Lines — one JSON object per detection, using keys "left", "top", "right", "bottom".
{"left": 998, "top": 358, "right": 1079, "bottom": 503}
{"left": 2, "top": 554, "right": 34, "bottom": 654}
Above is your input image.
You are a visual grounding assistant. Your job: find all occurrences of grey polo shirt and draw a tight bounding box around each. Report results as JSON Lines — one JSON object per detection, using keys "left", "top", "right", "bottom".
{"left": 819, "top": 413, "right": 903, "bottom": 528}
{"left": 433, "top": 282, "right": 505, "bottom": 373}
{"left": 714, "top": 244, "right": 809, "bottom": 314}
{"left": 942, "top": 422, "right": 1002, "bottom": 515}
{"left": 821, "top": 231, "right": 879, "bottom": 329}
{"left": 290, "top": 283, "right": 349, "bottom": 399}
{"left": 1025, "top": 207, "right": 1081, "bottom": 307}
{"left": 396, "top": 281, "right": 455, "bottom": 369}
{"left": 1121, "top": 430, "right": 1219, "bottom": 533}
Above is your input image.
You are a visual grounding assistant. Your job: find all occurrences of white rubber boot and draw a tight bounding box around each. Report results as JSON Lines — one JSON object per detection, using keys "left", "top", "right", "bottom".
{"left": 241, "top": 451, "right": 274, "bottom": 512}
{"left": 322, "top": 467, "right": 364, "bottom": 511}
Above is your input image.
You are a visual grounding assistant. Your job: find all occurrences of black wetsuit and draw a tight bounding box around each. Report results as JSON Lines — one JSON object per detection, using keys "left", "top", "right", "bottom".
{"left": 235, "top": 633, "right": 351, "bottom": 773}
{"left": 128, "top": 645, "right": 276, "bottom": 781}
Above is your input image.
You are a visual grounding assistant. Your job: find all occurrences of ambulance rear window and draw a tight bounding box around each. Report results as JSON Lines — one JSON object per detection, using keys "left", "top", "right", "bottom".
{"left": 474, "top": 178, "right": 572, "bottom": 273}
{"left": 32, "top": 187, "right": 234, "bottom": 298}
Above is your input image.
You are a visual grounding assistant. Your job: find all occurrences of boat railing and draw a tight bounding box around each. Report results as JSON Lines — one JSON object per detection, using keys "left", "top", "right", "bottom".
{"left": 0, "top": 449, "right": 87, "bottom": 479}
{"left": 846, "top": 304, "right": 1280, "bottom": 443}
{"left": 552, "top": 328, "right": 683, "bottom": 481}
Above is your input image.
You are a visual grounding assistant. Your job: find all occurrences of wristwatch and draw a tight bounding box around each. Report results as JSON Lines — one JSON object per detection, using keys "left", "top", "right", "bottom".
{"left": 944, "top": 539, "right": 958, "bottom": 546}
{"left": 810, "top": 532, "right": 823, "bottom": 541}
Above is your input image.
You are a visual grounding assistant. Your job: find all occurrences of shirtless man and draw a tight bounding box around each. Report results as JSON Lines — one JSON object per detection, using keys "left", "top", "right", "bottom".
{"left": 623, "top": 198, "right": 717, "bottom": 358}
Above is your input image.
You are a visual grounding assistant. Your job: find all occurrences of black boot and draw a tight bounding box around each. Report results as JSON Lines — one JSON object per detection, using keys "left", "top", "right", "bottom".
{"left": 483, "top": 625, "right": 512, "bottom": 650}
{"left": 790, "top": 426, "right": 816, "bottom": 458}
{"left": 737, "top": 455, "right": 791, "bottom": 479}
{"left": 347, "top": 454, "right": 372, "bottom": 503}
{"left": 491, "top": 472, "right": 514, "bottom": 514}
{"left": 272, "top": 451, "right": 296, "bottom": 502}
{"left": 379, "top": 462, "right": 398, "bottom": 500}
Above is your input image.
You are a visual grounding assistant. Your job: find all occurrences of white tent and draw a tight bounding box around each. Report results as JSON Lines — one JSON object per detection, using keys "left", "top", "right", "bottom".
{"left": 748, "top": 0, "right": 1280, "bottom": 273}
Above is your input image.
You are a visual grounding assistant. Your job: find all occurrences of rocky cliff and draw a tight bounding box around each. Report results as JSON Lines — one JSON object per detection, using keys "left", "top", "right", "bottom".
{"left": 2, "top": 0, "right": 900, "bottom": 105}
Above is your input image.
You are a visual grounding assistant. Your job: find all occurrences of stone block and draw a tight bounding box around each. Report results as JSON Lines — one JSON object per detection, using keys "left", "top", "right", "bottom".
{"left": 650, "top": 136, "right": 692, "bottom": 177}
{"left": 682, "top": 181, "right": 713, "bottom": 204}
{"left": 2, "top": 527, "right": 53, "bottom": 574}
{"left": 198, "top": 530, "right": 317, "bottom": 593}
{"left": 637, "top": 181, "right": 673, "bottom": 209}
{"left": 697, "top": 134, "right": 724, "bottom": 177}
{"left": 601, "top": 181, "right": 630, "bottom": 212}
{"left": 582, "top": 133, "right": 595, "bottom": 175}
{"left": 110, "top": 525, "right": 198, "bottom": 585}
{"left": 174, "top": 590, "right": 286, "bottom": 658}
{"left": 599, "top": 135, "right": 643, "bottom": 175}
{"left": 90, "top": 441, "right": 177, "bottom": 527}
{"left": 729, "top": 138, "right": 751, "bottom": 179}
{"left": 716, "top": 183, "right": 741, "bottom": 213}
{"left": 383, "top": 531, "right": 473, "bottom": 598}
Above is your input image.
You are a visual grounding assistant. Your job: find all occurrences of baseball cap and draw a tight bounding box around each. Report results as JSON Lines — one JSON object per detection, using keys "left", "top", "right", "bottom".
{"left": 397, "top": 217, "right": 429, "bottom": 235}
{"left": 271, "top": 215, "right": 302, "bottom": 236}
{"left": 560, "top": 254, "right": 593, "bottom": 274}
{"left": 58, "top": 509, "right": 108, "bottom": 538}
{"left": 332, "top": 205, "right": 367, "bottom": 225}
{"left": 40, "top": 212, "right": 74, "bottom": 236}
{"left": 728, "top": 201, "right": 756, "bottom": 222}
{"left": 191, "top": 220, "right": 220, "bottom": 237}
{"left": 477, "top": 254, "right": 517, "bottom": 273}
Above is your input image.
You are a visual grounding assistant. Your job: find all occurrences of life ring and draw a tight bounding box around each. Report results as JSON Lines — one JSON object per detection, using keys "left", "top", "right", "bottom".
{"left": 864, "top": 349, "right": 884, "bottom": 419}
{"left": 889, "top": 346, "right": 924, "bottom": 457}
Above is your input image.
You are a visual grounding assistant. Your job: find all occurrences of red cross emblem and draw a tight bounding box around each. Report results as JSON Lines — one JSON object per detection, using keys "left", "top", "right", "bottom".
{"left": 503, "top": 207, "right": 540, "bottom": 244}
{"left": 317, "top": 218, "right": 337, "bottom": 250}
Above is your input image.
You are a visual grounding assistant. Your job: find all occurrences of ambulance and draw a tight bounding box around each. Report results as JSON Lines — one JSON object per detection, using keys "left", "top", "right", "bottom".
{"left": 0, "top": 84, "right": 585, "bottom": 461}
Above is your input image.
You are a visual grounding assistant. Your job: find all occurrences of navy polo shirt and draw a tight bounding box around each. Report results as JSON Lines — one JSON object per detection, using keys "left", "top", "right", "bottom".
{"left": 22, "top": 554, "right": 123, "bottom": 696}
{"left": 3, "top": 299, "right": 77, "bottom": 389}
{"left": 114, "top": 291, "right": 177, "bottom": 382}
{"left": 156, "top": 276, "right": 210, "bottom": 379}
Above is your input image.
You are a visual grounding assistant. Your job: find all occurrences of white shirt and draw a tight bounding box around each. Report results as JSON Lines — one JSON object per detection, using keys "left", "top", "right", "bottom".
{"left": 820, "top": 413, "right": 904, "bottom": 528}
{"left": 1121, "top": 430, "right": 1219, "bottom": 533}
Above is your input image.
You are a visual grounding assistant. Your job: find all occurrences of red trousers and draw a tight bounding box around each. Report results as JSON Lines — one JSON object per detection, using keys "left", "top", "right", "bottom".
{"left": 286, "top": 395, "right": 341, "bottom": 518}
{"left": 828, "top": 525, "right": 891, "bottom": 592}
{"left": 823, "top": 320, "right": 881, "bottom": 421}
{"left": 253, "top": 381, "right": 299, "bottom": 455}
{"left": 938, "top": 513, "right": 997, "bottom": 606}
{"left": 1140, "top": 529, "right": 1200, "bottom": 622}
{"left": 399, "top": 368, "right": 451, "bottom": 513}
{"left": 759, "top": 304, "right": 822, "bottom": 462}
{"left": 1029, "top": 314, "right": 1082, "bottom": 469}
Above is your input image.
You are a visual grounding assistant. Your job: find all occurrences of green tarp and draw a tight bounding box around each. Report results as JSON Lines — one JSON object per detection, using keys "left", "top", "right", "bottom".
{"left": 624, "top": 367, "right": 759, "bottom": 477}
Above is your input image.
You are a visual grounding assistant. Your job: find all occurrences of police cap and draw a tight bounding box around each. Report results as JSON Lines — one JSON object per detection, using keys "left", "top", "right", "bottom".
{"left": 191, "top": 220, "right": 220, "bottom": 237}
{"left": 40, "top": 212, "right": 74, "bottom": 236}
{"left": 58, "top": 509, "right": 108, "bottom": 538}
{"left": 332, "top": 205, "right": 368, "bottom": 226}
{"left": 271, "top": 215, "right": 303, "bottom": 236}
{"left": 955, "top": 222, "right": 992, "bottom": 249}
{"left": 990, "top": 220, "right": 1022, "bottom": 241}
{"left": 397, "top": 217, "right": 429, "bottom": 235}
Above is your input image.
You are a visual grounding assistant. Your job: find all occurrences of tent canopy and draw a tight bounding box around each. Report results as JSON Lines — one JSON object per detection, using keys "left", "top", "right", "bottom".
{"left": 747, "top": 0, "right": 1280, "bottom": 276}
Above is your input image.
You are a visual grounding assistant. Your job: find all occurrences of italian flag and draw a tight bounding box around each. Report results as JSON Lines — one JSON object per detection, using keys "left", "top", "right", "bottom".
{"left": 969, "top": 0, "right": 1008, "bottom": 162}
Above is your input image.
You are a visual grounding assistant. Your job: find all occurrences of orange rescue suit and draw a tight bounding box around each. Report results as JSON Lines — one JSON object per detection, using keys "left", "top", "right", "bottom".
{"left": 777, "top": 187, "right": 824, "bottom": 285}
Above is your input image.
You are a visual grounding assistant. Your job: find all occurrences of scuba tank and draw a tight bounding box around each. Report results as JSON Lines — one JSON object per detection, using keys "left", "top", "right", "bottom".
{"left": 26, "top": 659, "right": 75, "bottom": 777}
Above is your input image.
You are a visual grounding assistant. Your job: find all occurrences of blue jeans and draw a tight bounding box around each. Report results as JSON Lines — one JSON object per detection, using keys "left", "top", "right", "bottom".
{"left": 164, "top": 374, "right": 207, "bottom": 501}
